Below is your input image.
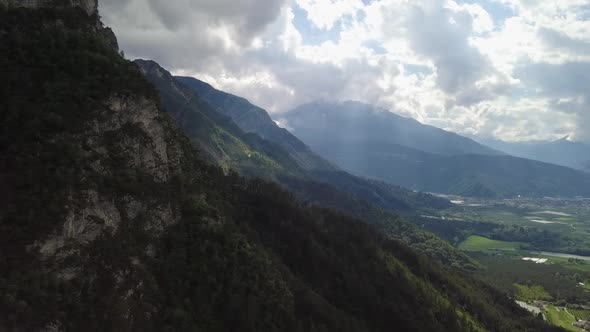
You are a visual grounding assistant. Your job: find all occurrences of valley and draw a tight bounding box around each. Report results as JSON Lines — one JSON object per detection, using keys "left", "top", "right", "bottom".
{"left": 418, "top": 195, "right": 590, "bottom": 331}
{"left": 1, "top": 1, "right": 587, "bottom": 331}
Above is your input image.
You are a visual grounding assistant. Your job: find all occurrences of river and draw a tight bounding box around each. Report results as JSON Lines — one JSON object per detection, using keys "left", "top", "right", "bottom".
{"left": 536, "top": 251, "right": 590, "bottom": 261}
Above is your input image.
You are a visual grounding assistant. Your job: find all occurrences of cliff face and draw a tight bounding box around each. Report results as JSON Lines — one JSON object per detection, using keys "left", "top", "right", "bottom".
{"left": 0, "top": 0, "right": 98, "bottom": 15}
{"left": 37, "top": 95, "right": 186, "bottom": 258}
{"left": 0, "top": 5, "right": 201, "bottom": 329}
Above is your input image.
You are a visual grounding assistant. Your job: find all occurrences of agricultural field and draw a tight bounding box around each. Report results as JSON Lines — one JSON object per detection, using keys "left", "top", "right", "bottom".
{"left": 470, "top": 254, "right": 590, "bottom": 305}
{"left": 568, "top": 308, "right": 590, "bottom": 321}
{"left": 458, "top": 235, "right": 523, "bottom": 251}
{"left": 426, "top": 196, "right": 590, "bottom": 330}
{"left": 544, "top": 305, "right": 581, "bottom": 332}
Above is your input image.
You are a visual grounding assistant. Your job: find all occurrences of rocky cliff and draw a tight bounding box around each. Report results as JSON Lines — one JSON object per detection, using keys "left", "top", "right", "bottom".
{"left": 0, "top": 5, "right": 200, "bottom": 329}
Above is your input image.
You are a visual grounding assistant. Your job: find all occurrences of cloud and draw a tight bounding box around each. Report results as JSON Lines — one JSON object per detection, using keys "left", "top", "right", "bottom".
{"left": 515, "top": 61, "right": 590, "bottom": 142}
{"left": 98, "top": 0, "right": 590, "bottom": 143}
{"left": 537, "top": 27, "right": 590, "bottom": 55}
{"left": 405, "top": 1, "right": 491, "bottom": 94}
{"left": 99, "top": 0, "right": 287, "bottom": 69}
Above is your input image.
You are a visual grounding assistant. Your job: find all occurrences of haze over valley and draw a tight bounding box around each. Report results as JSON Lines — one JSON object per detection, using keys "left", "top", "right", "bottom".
{"left": 2, "top": 1, "right": 590, "bottom": 331}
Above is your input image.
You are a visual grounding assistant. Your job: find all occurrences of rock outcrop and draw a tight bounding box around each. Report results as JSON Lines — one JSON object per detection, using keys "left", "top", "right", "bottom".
{"left": 38, "top": 96, "right": 186, "bottom": 258}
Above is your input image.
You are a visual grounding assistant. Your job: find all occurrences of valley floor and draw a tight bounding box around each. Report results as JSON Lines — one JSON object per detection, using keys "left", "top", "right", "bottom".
{"left": 416, "top": 195, "right": 590, "bottom": 331}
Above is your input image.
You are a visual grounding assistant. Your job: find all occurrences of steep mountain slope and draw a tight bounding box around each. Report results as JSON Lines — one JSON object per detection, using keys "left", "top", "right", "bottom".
{"left": 282, "top": 101, "right": 590, "bottom": 198}
{"left": 0, "top": 4, "right": 566, "bottom": 332}
{"left": 480, "top": 137, "right": 590, "bottom": 173}
{"left": 175, "top": 76, "right": 334, "bottom": 170}
{"left": 137, "top": 60, "right": 469, "bottom": 269}
{"left": 174, "top": 75, "right": 454, "bottom": 209}
{"left": 134, "top": 59, "right": 305, "bottom": 180}
{"left": 281, "top": 100, "right": 501, "bottom": 156}
{"left": 143, "top": 61, "right": 450, "bottom": 212}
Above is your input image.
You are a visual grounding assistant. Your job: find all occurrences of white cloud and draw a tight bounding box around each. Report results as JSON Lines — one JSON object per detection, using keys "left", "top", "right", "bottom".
{"left": 99, "top": 0, "right": 590, "bottom": 143}
{"left": 295, "top": 0, "right": 364, "bottom": 30}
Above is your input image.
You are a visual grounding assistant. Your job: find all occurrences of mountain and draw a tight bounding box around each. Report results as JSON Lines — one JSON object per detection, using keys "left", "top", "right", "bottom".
{"left": 479, "top": 137, "right": 590, "bottom": 173}
{"left": 134, "top": 59, "right": 307, "bottom": 180}
{"left": 282, "top": 101, "right": 590, "bottom": 198}
{"left": 172, "top": 74, "right": 457, "bottom": 212}
{"left": 136, "top": 60, "right": 471, "bottom": 269}
{"left": 176, "top": 76, "right": 333, "bottom": 170}
{"left": 281, "top": 100, "right": 502, "bottom": 156}
{"left": 0, "top": 3, "right": 565, "bottom": 332}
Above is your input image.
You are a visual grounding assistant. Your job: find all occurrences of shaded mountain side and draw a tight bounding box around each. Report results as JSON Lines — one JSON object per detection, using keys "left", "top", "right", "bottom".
{"left": 0, "top": 5, "right": 565, "bottom": 332}
{"left": 135, "top": 59, "right": 306, "bottom": 180}
{"left": 281, "top": 100, "right": 502, "bottom": 156}
{"left": 173, "top": 74, "right": 452, "bottom": 211}
{"left": 175, "top": 76, "right": 333, "bottom": 170}
{"left": 135, "top": 60, "right": 471, "bottom": 268}
{"left": 480, "top": 137, "right": 590, "bottom": 173}
{"left": 312, "top": 138, "right": 590, "bottom": 198}
{"left": 283, "top": 103, "right": 590, "bottom": 198}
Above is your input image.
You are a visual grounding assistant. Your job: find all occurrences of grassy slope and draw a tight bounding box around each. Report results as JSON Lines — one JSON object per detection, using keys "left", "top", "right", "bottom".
{"left": 459, "top": 235, "right": 523, "bottom": 251}
{"left": 514, "top": 284, "right": 552, "bottom": 302}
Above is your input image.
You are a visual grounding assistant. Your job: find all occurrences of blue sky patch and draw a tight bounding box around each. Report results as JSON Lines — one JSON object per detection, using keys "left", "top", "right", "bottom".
{"left": 457, "top": 0, "right": 515, "bottom": 25}
{"left": 362, "top": 40, "right": 387, "bottom": 55}
{"left": 292, "top": 4, "right": 342, "bottom": 45}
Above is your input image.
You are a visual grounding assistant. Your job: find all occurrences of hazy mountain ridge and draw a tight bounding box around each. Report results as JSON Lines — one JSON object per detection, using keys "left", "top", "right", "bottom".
{"left": 283, "top": 101, "right": 590, "bottom": 198}
{"left": 479, "top": 137, "right": 590, "bottom": 173}
{"left": 283, "top": 100, "right": 503, "bottom": 156}
{"left": 138, "top": 60, "right": 475, "bottom": 269}
{"left": 174, "top": 74, "right": 457, "bottom": 211}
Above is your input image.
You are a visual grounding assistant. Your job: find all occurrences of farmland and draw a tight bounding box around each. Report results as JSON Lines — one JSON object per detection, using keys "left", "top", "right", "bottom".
{"left": 419, "top": 196, "right": 590, "bottom": 330}
{"left": 458, "top": 235, "right": 523, "bottom": 251}
{"left": 569, "top": 308, "right": 590, "bottom": 321}
{"left": 544, "top": 305, "right": 580, "bottom": 332}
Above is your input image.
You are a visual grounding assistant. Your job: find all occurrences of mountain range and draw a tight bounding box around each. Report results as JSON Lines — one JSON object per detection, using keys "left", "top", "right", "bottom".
{"left": 0, "top": 2, "right": 566, "bottom": 331}
{"left": 135, "top": 59, "right": 470, "bottom": 269}
{"left": 478, "top": 137, "right": 590, "bottom": 173}
{"left": 281, "top": 101, "right": 590, "bottom": 198}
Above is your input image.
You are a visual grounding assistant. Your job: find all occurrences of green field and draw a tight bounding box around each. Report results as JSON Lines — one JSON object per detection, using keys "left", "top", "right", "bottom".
{"left": 458, "top": 235, "right": 523, "bottom": 251}
{"left": 544, "top": 305, "right": 581, "bottom": 332}
{"left": 514, "top": 284, "right": 552, "bottom": 302}
{"left": 568, "top": 308, "right": 590, "bottom": 321}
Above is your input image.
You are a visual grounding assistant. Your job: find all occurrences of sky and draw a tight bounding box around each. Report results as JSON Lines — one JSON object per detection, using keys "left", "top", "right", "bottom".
{"left": 99, "top": 0, "right": 590, "bottom": 143}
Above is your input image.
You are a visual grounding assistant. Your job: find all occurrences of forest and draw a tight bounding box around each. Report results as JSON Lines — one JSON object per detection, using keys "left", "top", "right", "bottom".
{"left": 0, "top": 5, "right": 566, "bottom": 332}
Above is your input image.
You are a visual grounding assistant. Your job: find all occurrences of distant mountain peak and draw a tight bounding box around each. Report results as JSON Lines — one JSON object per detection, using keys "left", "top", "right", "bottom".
{"left": 285, "top": 100, "right": 502, "bottom": 157}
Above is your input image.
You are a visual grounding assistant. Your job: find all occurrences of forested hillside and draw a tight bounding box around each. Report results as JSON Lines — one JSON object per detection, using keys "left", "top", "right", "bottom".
{"left": 0, "top": 3, "right": 564, "bottom": 332}
{"left": 137, "top": 60, "right": 470, "bottom": 269}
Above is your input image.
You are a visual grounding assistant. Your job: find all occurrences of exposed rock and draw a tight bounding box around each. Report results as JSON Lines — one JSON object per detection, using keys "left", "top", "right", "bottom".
{"left": 100, "top": 26, "right": 119, "bottom": 51}
{"left": 39, "top": 96, "right": 184, "bottom": 258}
